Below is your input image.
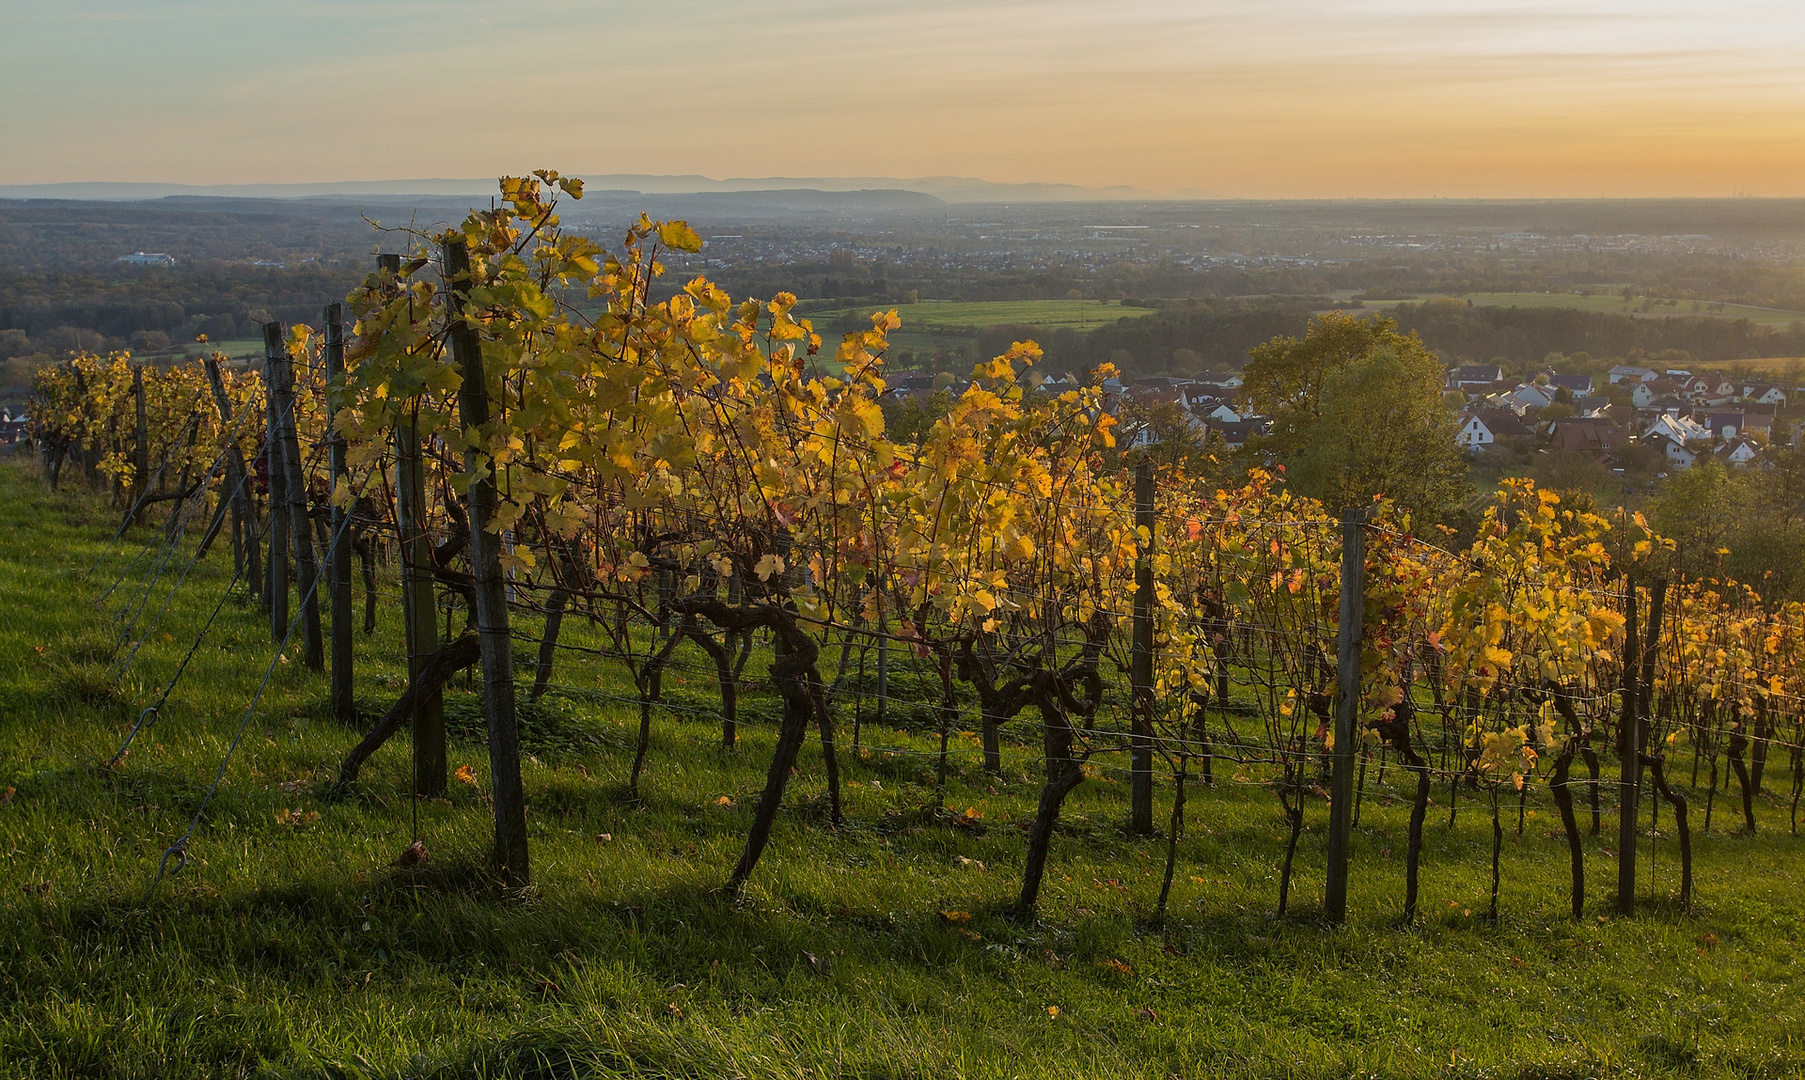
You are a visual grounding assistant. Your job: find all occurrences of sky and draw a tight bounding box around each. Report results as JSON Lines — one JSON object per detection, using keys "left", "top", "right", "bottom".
{"left": 3, "top": 0, "right": 1804, "bottom": 198}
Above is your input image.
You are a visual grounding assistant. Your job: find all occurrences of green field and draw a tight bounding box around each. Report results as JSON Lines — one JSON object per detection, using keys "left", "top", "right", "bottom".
{"left": 5, "top": 463, "right": 1805, "bottom": 1077}
{"left": 1686, "top": 356, "right": 1805, "bottom": 379}
{"left": 1362, "top": 292, "right": 1805, "bottom": 326}
{"left": 805, "top": 299, "right": 1160, "bottom": 333}
{"left": 205, "top": 338, "right": 268, "bottom": 362}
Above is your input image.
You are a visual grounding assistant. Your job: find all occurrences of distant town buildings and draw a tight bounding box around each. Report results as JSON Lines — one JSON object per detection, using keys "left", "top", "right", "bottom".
{"left": 1454, "top": 359, "right": 1800, "bottom": 472}
{"left": 118, "top": 252, "right": 176, "bottom": 267}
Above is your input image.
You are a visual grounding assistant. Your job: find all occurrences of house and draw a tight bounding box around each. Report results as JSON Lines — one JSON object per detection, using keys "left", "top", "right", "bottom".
{"left": 1125, "top": 384, "right": 1190, "bottom": 409}
{"left": 1456, "top": 413, "right": 1493, "bottom": 451}
{"left": 1501, "top": 383, "right": 1556, "bottom": 412}
{"left": 1738, "top": 409, "right": 1776, "bottom": 439}
{"left": 1645, "top": 412, "right": 1712, "bottom": 445}
{"left": 1448, "top": 365, "right": 1505, "bottom": 392}
{"left": 1608, "top": 364, "right": 1658, "bottom": 384}
{"left": 1645, "top": 432, "right": 1699, "bottom": 469}
{"left": 1457, "top": 408, "right": 1534, "bottom": 452}
{"left": 1212, "top": 419, "right": 1265, "bottom": 450}
{"left": 1696, "top": 376, "right": 1738, "bottom": 405}
{"left": 1573, "top": 395, "right": 1612, "bottom": 415}
{"left": 1123, "top": 408, "right": 1208, "bottom": 448}
{"left": 1546, "top": 417, "right": 1621, "bottom": 454}
{"left": 1716, "top": 437, "right": 1761, "bottom": 467}
{"left": 1744, "top": 384, "right": 1788, "bottom": 406}
{"left": 1482, "top": 408, "right": 1533, "bottom": 440}
{"left": 1632, "top": 379, "right": 1683, "bottom": 408}
{"left": 1705, "top": 412, "right": 1745, "bottom": 439}
{"left": 1633, "top": 398, "right": 1691, "bottom": 428}
{"left": 1594, "top": 403, "right": 1638, "bottom": 429}
{"left": 880, "top": 372, "right": 939, "bottom": 404}
{"left": 1546, "top": 373, "right": 1594, "bottom": 396}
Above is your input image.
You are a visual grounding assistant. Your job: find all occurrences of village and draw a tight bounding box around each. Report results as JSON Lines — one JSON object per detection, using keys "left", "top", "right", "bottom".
{"left": 874, "top": 356, "right": 1801, "bottom": 485}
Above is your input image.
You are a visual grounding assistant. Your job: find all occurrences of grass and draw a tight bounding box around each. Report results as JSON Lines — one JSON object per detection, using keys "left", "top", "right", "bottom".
{"left": 4, "top": 462, "right": 1805, "bottom": 1078}
{"left": 1361, "top": 292, "right": 1805, "bottom": 326}
{"left": 803, "top": 300, "right": 1159, "bottom": 333}
{"left": 1683, "top": 356, "right": 1805, "bottom": 380}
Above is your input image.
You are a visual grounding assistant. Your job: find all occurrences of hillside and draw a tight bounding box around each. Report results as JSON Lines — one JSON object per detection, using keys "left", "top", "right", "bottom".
{"left": 2, "top": 463, "right": 1802, "bottom": 1078}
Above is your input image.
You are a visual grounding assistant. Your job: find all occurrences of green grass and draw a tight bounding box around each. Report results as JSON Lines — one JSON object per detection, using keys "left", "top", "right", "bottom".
{"left": 4, "top": 462, "right": 1805, "bottom": 1078}
{"left": 196, "top": 338, "right": 268, "bottom": 362}
{"left": 1684, "top": 356, "right": 1805, "bottom": 379}
{"left": 1362, "top": 292, "right": 1805, "bottom": 326}
{"left": 805, "top": 300, "right": 1159, "bottom": 333}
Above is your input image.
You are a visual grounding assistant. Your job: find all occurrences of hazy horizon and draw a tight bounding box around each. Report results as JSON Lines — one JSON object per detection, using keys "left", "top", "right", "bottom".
{"left": 5, "top": 1, "right": 1804, "bottom": 199}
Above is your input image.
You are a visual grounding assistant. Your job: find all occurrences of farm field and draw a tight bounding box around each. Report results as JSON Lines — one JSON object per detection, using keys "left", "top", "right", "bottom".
{"left": 3, "top": 462, "right": 1805, "bottom": 1078}
{"left": 1362, "top": 292, "right": 1805, "bottom": 326}
{"left": 803, "top": 299, "right": 1160, "bottom": 332}
{"left": 1683, "top": 356, "right": 1805, "bottom": 379}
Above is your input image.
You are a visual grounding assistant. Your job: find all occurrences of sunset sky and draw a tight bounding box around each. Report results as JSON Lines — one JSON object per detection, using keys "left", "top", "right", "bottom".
{"left": 4, "top": 0, "right": 1803, "bottom": 197}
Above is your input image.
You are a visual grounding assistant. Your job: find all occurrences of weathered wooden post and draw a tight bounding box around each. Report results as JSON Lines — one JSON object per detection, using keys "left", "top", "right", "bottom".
{"left": 267, "top": 321, "right": 324, "bottom": 669}
{"left": 203, "top": 355, "right": 259, "bottom": 596}
{"left": 1325, "top": 507, "right": 1366, "bottom": 924}
{"left": 875, "top": 590, "right": 888, "bottom": 729}
{"left": 444, "top": 236, "right": 529, "bottom": 884}
{"left": 1619, "top": 578, "right": 1666, "bottom": 914}
{"left": 131, "top": 363, "right": 148, "bottom": 522}
{"left": 264, "top": 332, "right": 290, "bottom": 637}
{"left": 382, "top": 253, "right": 447, "bottom": 797}
{"left": 325, "top": 303, "right": 356, "bottom": 721}
{"left": 1130, "top": 456, "right": 1155, "bottom": 836}
{"left": 1616, "top": 584, "right": 1640, "bottom": 915}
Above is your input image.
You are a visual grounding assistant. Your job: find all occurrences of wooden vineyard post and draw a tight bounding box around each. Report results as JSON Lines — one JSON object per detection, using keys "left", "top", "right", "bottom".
{"left": 203, "top": 355, "right": 260, "bottom": 599}
{"left": 1325, "top": 507, "right": 1366, "bottom": 924}
{"left": 325, "top": 303, "right": 356, "bottom": 722}
{"left": 383, "top": 254, "right": 445, "bottom": 797}
{"left": 443, "top": 237, "right": 529, "bottom": 884}
{"left": 875, "top": 589, "right": 888, "bottom": 728}
{"left": 1620, "top": 577, "right": 1666, "bottom": 914}
{"left": 268, "top": 321, "right": 324, "bottom": 670}
{"left": 263, "top": 331, "right": 290, "bottom": 638}
{"left": 1130, "top": 457, "right": 1155, "bottom": 836}
{"left": 130, "top": 363, "right": 148, "bottom": 521}
{"left": 1616, "top": 584, "right": 1641, "bottom": 915}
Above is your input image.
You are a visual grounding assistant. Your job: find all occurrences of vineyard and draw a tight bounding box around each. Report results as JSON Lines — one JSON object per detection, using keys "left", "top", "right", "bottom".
{"left": 7, "top": 174, "right": 1805, "bottom": 1078}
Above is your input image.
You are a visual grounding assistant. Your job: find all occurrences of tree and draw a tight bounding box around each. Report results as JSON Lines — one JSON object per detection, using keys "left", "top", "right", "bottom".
{"left": 1248, "top": 316, "right": 1467, "bottom": 520}
{"left": 1113, "top": 400, "right": 1219, "bottom": 478}
{"left": 1242, "top": 311, "right": 1428, "bottom": 425}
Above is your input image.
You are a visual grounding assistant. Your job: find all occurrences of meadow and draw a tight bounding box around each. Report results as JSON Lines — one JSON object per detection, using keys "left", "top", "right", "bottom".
{"left": 1362, "top": 292, "right": 1805, "bottom": 327}
{"left": 802, "top": 299, "right": 1159, "bottom": 332}
{"left": 3, "top": 462, "right": 1804, "bottom": 1079}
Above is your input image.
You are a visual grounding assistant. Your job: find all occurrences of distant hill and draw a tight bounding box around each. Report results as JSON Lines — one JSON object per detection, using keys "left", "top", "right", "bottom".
{"left": 0, "top": 175, "right": 1210, "bottom": 204}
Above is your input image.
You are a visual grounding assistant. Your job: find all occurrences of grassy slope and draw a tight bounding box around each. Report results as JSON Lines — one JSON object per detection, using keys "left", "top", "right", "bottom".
{"left": 1, "top": 462, "right": 1803, "bottom": 1079}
